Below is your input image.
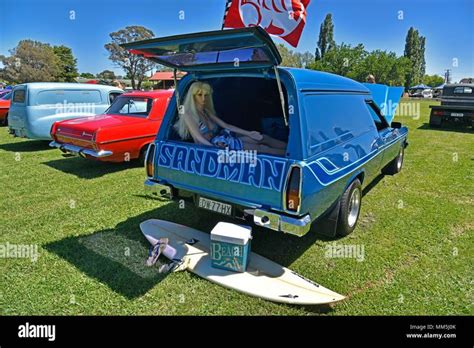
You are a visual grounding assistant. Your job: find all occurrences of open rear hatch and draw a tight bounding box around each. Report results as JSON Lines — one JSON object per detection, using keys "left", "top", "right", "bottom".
{"left": 121, "top": 27, "right": 282, "bottom": 72}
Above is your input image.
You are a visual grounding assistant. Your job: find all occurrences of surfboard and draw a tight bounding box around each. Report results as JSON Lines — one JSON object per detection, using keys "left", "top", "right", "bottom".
{"left": 140, "top": 219, "right": 345, "bottom": 305}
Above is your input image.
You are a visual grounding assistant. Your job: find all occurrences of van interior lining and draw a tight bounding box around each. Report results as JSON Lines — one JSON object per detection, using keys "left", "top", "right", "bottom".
{"left": 168, "top": 76, "right": 289, "bottom": 143}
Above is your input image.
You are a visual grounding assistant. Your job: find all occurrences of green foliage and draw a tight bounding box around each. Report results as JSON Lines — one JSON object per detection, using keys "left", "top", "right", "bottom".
{"left": 277, "top": 44, "right": 314, "bottom": 68}
{"left": 96, "top": 70, "right": 116, "bottom": 80}
{"left": 308, "top": 43, "right": 410, "bottom": 86}
{"left": 404, "top": 27, "right": 426, "bottom": 88}
{"left": 105, "top": 26, "right": 156, "bottom": 90}
{"left": 315, "top": 13, "right": 336, "bottom": 60}
{"left": 308, "top": 43, "right": 366, "bottom": 77}
{"left": 80, "top": 72, "right": 95, "bottom": 79}
{"left": 0, "top": 40, "right": 61, "bottom": 83}
{"left": 423, "top": 74, "right": 444, "bottom": 87}
{"left": 53, "top": 45, "right": 78, "bottom": 82}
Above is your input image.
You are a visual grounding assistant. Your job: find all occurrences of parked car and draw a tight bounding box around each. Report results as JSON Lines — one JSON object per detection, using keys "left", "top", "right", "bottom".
{"left": 50, "top": 90, "right": 173, "bottom": 162}
{"left": 8, "top": 83, "right": 123, "bottom": 140}
{"left": 422, "top": 89, "right": 433, "bottom": 98}
{"left": 125, "top": 27, "right": 408, "bottom": 237}
{"left": 429, "top": 84, "right": 474, "bottom": 127}
{"left": 0, "top": 91, "right": 12, "bottom": 126}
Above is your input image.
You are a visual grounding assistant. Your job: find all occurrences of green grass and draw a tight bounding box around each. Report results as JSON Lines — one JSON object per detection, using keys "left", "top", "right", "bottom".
{"left": 0, "top": 99, "right": 472, "bottom": 315}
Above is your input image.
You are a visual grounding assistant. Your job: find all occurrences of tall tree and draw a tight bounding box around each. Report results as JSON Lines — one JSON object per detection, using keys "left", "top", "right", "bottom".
{"left": 0, "top": 40, "right": 61, "bottom": 83}
{"left": 315, "top": 14, "right": 336, "bottom": 60}
{"left": 104, "top": 26, "right": 156, "bottom": 90}
{"left": 404, "top": 27, "right": 426, "bottom": 88}
{"left": 351, "top": 50, "right": 410, "bottom": 85}
{"left": 53, "top": 45, "right": 78, "bottom": 82}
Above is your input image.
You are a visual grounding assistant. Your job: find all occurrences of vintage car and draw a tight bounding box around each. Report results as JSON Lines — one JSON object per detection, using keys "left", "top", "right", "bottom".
{"left": 429, "top": 84, "right": 474, "bottom": 127}
{"left": 49, "top": 90, "right": 172, "bottom": 162}
{"left": 0, "top": 91, "right": 12, "bottom": 126}
{"left": 124, "top": 27, "right": 408, "bottom": 237}
{"left": 8, "top": 83, "right": 123, "bottom": 140}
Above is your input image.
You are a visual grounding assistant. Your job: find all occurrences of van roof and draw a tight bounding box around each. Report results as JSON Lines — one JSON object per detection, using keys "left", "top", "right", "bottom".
{"left": 283, "top": 68, "right": 370, "bottom": 93}
{"left": 14, "top": 82, "right": 123, "bottom": 92}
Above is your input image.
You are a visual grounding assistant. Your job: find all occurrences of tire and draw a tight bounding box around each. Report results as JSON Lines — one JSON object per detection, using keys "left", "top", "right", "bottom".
{"left": 429, "top": 115, "right": 442, "bottom": 128}
{"left": 382, "top": 145, "right": 404, "bottom": 176}
{"left": 2, "top": 113, "right": 7, "bottom": 127}
{"left": 336, "top": 179, "right": 362, "bottom": 236}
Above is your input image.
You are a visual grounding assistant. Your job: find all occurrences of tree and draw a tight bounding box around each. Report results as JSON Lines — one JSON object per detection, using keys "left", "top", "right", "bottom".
{"left": 0, "top": 40, "right": 61, "bottom": 83}
{"left": 277, "top": 44, "right": 303, "bottom": 67}
{"left": 315, "top": 14, "right": 336, "bottom": 60}
{"left": 104, "top": 26, "right": 156, "bottom": 90}
{"left": 350, "top": 50, "right": 410, "bottom": 85}
{"left": 423, "top": 74, "right": 444, "bottom": 87}
{"left": 80, "top": 72, "right": 95, "bottom": 79}
{"left": 53, "top": 45, "right": 78, "bottom": 82}
{"left": 309, "top": 43, "right": 366, "bottom": 77}
{"left": 96, "top": 70, "right": 116, "bottom": 80}
{"left": 404, "top": 27, "right": 426, "bottom": 88}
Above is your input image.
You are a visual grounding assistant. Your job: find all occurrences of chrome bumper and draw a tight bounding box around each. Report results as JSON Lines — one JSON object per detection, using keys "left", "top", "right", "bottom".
{"left": 253, "top": 209, "right": 311, "bottom": 237}
{"left": 49, "top": 141, "right": 113, "bottom": 158}
{"left": 144, "top": 179, "right": 311, "bottom": 237}
{"left": 144, "top": 179, "right": 173, "bottom": 198}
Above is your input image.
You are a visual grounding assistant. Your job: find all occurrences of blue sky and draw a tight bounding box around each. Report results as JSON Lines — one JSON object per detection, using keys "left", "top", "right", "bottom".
{"left": 1, "top": 0, "right": 473, "bottom": 82}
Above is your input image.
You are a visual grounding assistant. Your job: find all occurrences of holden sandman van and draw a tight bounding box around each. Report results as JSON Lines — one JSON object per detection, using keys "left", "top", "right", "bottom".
{"left": 8, "top": 83, "right": 123, "bottom": 140}
{"left": 124, "top": 27, "right": 408, "bottom": 237}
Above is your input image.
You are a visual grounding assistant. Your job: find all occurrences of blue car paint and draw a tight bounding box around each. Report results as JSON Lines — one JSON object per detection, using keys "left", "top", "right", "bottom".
{"left": 126, "top": 28, "right": 408, "bottom": 236}
{"left": 8, "top": 83, "right": 123, "bottom": 140}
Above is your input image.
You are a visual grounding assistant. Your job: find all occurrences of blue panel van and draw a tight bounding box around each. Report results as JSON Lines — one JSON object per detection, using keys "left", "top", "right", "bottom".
{"left": 124, "top": 27, "right": 408, "bottom": 237}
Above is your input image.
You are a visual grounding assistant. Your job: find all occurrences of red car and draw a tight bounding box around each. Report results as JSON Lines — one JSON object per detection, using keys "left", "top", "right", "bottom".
{"left": 0, "top": 92, "right": 12, "bottom": 126}
{"left": 50, "top": 90, "right": 172, "bottom": 162}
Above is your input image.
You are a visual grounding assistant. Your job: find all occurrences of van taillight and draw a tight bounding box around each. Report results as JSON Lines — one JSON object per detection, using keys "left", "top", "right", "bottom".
{"left": 146, "top": 144, "right": 155, "bottom": 177}
{"left": 286, "top": 166, "right": 301, "bottom": 212}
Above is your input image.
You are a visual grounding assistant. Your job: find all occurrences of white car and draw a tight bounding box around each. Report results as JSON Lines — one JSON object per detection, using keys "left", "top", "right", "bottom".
{"left": 422, "top": 89, "right": 433, "bottom": 98}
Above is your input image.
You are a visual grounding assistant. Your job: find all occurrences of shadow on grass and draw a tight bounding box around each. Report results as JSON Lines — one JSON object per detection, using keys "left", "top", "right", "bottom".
{"left": 0, "top": 139, "right": 52, "bottom": 152}
{"left": 417, "top": 123, "right": 473, "bottom": 134}
{"left": 42, "top": 156, "right": 141, "bottom": 179}
{"left": 45, "top": 202, "right": 339, "bottom": 311}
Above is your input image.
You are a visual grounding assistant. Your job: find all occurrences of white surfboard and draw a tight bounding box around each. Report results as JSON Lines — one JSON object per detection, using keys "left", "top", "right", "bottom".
{"left": 140, "top": 219, "right": 345, "bottom": 305}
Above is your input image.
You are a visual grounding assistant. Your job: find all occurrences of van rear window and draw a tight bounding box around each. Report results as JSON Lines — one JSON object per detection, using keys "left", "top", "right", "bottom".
{"left": 35, "top": 90, "right": 102, "bottom": 105}
{"left": 13, "top": 90, "right": 26, "bottom": 103}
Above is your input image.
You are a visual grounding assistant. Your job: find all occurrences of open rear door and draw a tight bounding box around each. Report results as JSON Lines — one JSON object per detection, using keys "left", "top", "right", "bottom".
{"left": 122, "top": 27, "right": 282, "bottom": 72}
{"left": 363, "top": 83, "right": 404, "bottom": 124}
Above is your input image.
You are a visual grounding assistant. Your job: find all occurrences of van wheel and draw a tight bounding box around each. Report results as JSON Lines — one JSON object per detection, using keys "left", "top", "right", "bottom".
{"left": 336, "top": 179, "right": 362, "bottom": 236}
{"left": 3, "top": 113, "right": 7, "bottom": 126}
{"left": 382, "top": 145, "right": 404, "bottom": 175}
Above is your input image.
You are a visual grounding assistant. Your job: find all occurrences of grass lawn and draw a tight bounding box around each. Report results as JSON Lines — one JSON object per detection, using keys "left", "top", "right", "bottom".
{"left": 0, "top": 98, "right": 472, "bottom": 315}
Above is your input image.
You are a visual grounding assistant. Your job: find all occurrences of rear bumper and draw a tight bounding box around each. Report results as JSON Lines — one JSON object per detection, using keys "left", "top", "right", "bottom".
{"left": 144, "top": 179, "right": 312, "bottom": 237}
{"left": 49, "top": 141, "right": 113, "bottom": 158}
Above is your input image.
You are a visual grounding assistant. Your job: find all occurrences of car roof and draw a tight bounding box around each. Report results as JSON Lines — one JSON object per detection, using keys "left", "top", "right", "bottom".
{"left": 122, "top": 89, "right": 174, "bottom": 98}
{"left": 282, "top": 68, "right": 370, "bottom": 93}
{"left": 14, "top": 82, "right": 123, "bottom": 92}
{"left": 444, "top": 83, "right": 474, "bottom": 88}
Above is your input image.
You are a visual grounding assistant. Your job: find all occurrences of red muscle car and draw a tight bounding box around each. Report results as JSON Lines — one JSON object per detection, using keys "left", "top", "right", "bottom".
{"left": 50, "top": 90, "right": 172, "bottom": 162}
{"left": 0, "top": 92, "right": 12, "bottom": 126}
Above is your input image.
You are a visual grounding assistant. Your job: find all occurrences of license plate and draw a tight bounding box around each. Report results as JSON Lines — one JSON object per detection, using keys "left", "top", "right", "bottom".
{"left": 451, "top": 113, "right": 464, "bottom": 117}
{"left": 198, "top": 197, "right": 232, "bottom": 216}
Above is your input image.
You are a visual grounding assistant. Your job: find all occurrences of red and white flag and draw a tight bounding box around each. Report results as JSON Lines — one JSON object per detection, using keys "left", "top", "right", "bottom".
{"left": 222, "top": 0, "right": 311, "bottom": 48}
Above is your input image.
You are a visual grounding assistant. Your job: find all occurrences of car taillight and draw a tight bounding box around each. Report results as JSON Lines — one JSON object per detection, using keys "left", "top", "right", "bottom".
{"left": 146, "top": 144, "right": 155, "bottom": 177}
{"left": 286, "top": 166, "right": 301, "bottom": 212}
{"left": 433, "top": 110, "right": 443, "bottom": 116}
